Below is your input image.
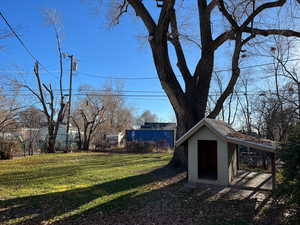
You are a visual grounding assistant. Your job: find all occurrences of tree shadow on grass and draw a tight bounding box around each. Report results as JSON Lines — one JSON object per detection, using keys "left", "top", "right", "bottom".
{"left": 52, "top": 182, "right": 299, "bottom": 225}
{"left": 52, "top": 181, "right": 258, "bottom": 225}
{"left": 2, "top": 163, "right": 293, "bottom": 225}
{"left": 0, "top": 166, "right": 183, "bottom": 225}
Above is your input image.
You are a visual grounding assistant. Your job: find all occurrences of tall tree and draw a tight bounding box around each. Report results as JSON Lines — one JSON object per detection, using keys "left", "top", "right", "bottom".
{"left": 24, "top": 9, "right": 66, "bottom": 153}
{"left": 25, "top": 63, "right": 66, "bottom": 153}
{"left": 108, "top": 0, "right": 300, "bottom": 167}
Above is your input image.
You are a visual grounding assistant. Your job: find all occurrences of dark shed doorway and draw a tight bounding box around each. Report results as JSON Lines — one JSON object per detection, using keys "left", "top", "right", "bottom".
{"left": 198, "top": 140, "right": 218, "bottom": 180}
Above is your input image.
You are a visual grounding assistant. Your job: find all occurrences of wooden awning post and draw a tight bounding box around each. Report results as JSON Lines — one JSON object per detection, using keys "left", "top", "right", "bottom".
{"left": 236, "top": 145, "right": 239, "bottom": 171}
{"left": 271, "top": 153, "right": 276, "bottom": 191}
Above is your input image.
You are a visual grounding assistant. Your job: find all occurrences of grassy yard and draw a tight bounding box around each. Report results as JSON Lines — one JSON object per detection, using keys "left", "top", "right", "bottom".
{"left": 0, "top": 152, "right": 298, "bottom": 225}
{"left": 0, "top": 152, "right": 172, "bottom": 225}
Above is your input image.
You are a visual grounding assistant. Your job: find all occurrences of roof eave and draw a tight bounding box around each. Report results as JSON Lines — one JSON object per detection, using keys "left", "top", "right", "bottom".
{"left": 175, "top": 119, "right": 228, "bottom": 147}
{"left": 175, "top": 119, "right": 205, "bottom": 147}
{"left": 175, "top": 119, "right": 277, "bottom": 153}
{"left": 226, "top": 136, "right": 277, "bottom": 153}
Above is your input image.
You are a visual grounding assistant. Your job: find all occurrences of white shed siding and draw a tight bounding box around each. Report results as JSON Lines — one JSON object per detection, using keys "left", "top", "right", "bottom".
{"left": 188, "top": 126, "right": 229, "bottom": 185}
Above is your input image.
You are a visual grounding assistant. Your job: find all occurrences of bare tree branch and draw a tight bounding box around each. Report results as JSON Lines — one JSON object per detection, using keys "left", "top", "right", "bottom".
{"left": 244, "top": 27, "right": 300, "bottom": 37}
{"left": 209, "top": 33, "right": 256, "bottom": 118}
{"left": 168, "top": 9, "right": 192, "bottom": 83}
{"left": 241, "top": 0, "right": 287, "bottom": 29}
{"left": 127, "top": 0, "right": 156, "bottom": 33}
{"left": 218, "top": 0, "right": 239, "bottom": 29}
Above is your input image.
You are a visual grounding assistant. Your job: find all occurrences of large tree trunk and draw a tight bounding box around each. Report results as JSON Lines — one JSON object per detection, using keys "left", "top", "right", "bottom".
{"left": 77, "top": 138, "right": 82, "bottom": 150}
{"left": 47, "top": 123, "right": 57, "bottom": 153}
{"left": 123, "top": 0, "right": 300, "bottom": 170}
{"left": 169, "top": 93, "right": 208, "bottom": 168}
{"left": 149, "top": 38, "right": 212, "bottom": 168}
{"left": 72, "top": 117, "right": 82, "bottom": 150}
{"left": 83, "top": 127, "right": 91, "bottom": 150}
{"left": 47, "top": 135, "right": 56, "bottom": 153}
{"left": 170, "top": 113, "right": 196, "bottom": 168}
{"left": 82, "top": 140, "right": 89, "bottom": 151}
{"left": 82, "top": 124, "right": 90, "bottom": 150}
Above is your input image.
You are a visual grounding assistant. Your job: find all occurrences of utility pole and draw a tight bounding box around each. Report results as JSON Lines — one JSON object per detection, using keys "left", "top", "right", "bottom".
{"left": 65, "top": 54, "right": 76, "bottom": 152}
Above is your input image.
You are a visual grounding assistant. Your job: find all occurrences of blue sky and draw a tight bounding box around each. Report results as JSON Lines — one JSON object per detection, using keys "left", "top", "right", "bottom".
{"left": 0, "top": 0, "right": 180, "bottom": 121}
{"left": 1, "top": 1, "right": 295, "bottom": 123}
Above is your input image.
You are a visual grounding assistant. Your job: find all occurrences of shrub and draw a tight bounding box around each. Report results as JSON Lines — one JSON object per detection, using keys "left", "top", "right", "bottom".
{"left": 127, "top": 141, "right": 157, "bottom": 153}
{"left": 278, "top": 122, "right": 300, "bottom": 204}
{"left": 0, "top": 140, "right": 15, "bottom": 160}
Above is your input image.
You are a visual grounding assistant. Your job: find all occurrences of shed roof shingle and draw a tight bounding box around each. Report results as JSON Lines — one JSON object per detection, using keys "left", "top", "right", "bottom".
{"left": 176, "top": 118, "right": 277, "bottom": 152}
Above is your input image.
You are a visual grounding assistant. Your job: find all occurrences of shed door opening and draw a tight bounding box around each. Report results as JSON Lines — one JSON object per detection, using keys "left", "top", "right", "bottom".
{"left": 198, "top": 140, "right": 217, "bottom": 180}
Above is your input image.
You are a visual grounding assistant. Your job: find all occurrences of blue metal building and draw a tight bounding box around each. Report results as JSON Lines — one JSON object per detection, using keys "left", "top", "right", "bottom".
{"left": 126, "top": 129, "right": 175, "bottom": 148}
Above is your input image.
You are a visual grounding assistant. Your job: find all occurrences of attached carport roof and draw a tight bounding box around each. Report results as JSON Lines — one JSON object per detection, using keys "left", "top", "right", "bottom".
{"left": 175, "top": 118, "right": 277, "bottom": 153}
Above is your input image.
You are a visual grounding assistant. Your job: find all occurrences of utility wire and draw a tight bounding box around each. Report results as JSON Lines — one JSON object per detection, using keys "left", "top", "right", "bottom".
{"left": 0, "top": 11, "right": 53, "bottom": 75}
{"left": 75, "top": 57, "right": 300, "bottom": 80}
{"left": 1, "top": 11, "right": 299, "bottom": 87}
{"left": 3, "top": 89, "right": 165, "bottom": 94}
{"left": 2, "top": 88, "right": 281, "bottom": 96}
{"left": 0, "top": 90, "right": 286, "bottom": 98}
{"left": 1, "top": 58, "right": 299, "bottom": 80}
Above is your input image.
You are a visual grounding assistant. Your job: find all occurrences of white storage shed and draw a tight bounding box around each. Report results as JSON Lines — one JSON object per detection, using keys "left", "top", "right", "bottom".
{"left": 176, "top": 118, "right": 277, "bottom": 187}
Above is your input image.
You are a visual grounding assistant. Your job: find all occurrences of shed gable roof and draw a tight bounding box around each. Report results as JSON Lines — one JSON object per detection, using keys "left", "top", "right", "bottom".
{"left": 176, "top": 118, "right": 277, "bottom": 152}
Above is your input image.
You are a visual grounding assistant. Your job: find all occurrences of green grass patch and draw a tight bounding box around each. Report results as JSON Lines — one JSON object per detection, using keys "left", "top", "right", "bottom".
{"left": 0, "top": 152, "right": 171, "bottom": 224}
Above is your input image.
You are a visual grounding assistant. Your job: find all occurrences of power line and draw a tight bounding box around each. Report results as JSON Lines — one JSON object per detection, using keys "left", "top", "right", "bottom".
{"left": 71, "top": 93, "right": 168, "bottom": 97}
{"left": 0, "top": 90, "right": 285, "bottom": 98}
{"left": 0, "top": 11, "right": 53, "bottom": 75}
{"left": 1, "top": 9, "right": 299, "bottom": 81}
{"left": 76, "top": 71, "right": 159, "bottom": 80}
{"left": 3, "top": 88, "right": 165, "bottom": 94}
{"left": 0, "top": 93, "right": 167, "bottom": 98}
{"left": 4, "top": 88, "right": 288, "bottom": 97}
{"left": 215, "top": 58, "right": 300, "bottom": 73}
{"left": 76, "top": 58, "right": 300, "bottom": 80}
{"left": 2, "top": 88, "right": 277, "bottom": 96}
{"left": 0, "top": 70, "right": 59, "bottom": 74}
{"left": 0, "top": 12, "right": 38, "bottom": 62}
{"left": 1, "top": 57, "right": 299, "bottom": 80}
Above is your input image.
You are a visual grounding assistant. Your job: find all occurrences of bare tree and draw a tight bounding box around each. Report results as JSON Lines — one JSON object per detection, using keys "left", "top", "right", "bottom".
{"left": 25, "top": 63, "right": 66, "bottom": 153}
{"left": 18, "top": 106, "right": 45, "bottom": 128}
{"left": 254, "top": 90, "right": 297, "bottom": 142}
{"left": 250, "top": 36, "right": 299, "bottom": 141}
{"left": 100, "top": 82, "right": 134, "bottom": 134}
{"left": 105, "top": 0, "right": 300, "bottom": 167}
{"left": 0, "top": 27, "right": 17, "bottom": 131}
{"left": 0, "top": 86, "right": 20, "bottom": 133}
{"left": 236, "top": 77, "right": 255, "bottom": 133}
{"left": 268, "top": 36, "right": 300, "bottom": 119}
{"left": 0, "top": 25, "right": 13, "bottom": 50}
{"left": 18, "top": 107, "right": 44, "bottom": 155}
{"left": 23, "top": 9, "right": 66, "bottom": 153}
{"left": 72, "top": 82, "right": 134, "bottom": 149}
{"left": 72, "top": 93, "right": 105, "bottom": 150}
